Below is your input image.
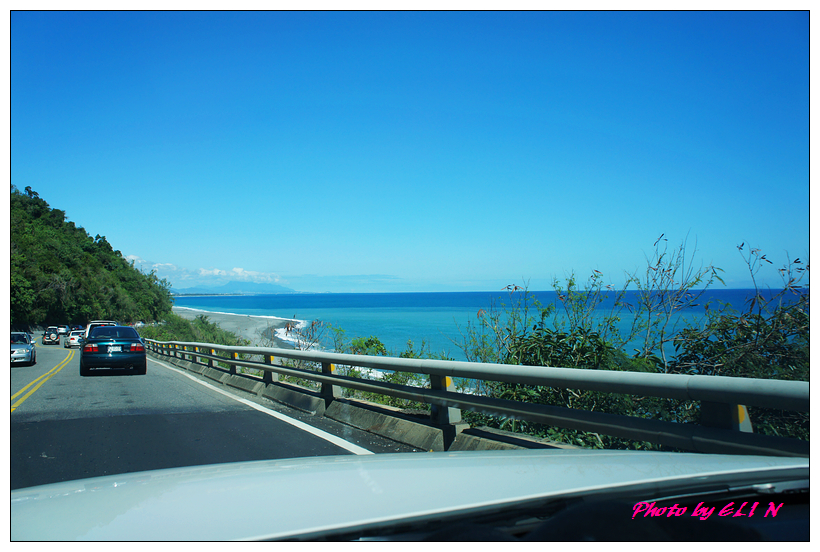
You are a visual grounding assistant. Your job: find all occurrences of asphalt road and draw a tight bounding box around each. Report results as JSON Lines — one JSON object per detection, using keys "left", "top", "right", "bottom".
{"left": 11, "top": 338, "right": 421, "bottom": 490}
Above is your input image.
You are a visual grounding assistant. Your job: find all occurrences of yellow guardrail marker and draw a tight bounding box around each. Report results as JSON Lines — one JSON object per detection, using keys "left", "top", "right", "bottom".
{"left": 11, "top": 350, "right": 74, "bottom": 412}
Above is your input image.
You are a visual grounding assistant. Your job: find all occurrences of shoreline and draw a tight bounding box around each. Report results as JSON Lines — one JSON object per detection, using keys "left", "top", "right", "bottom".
{"left": 172, "top": 306, "right": 299, "bottom": 349}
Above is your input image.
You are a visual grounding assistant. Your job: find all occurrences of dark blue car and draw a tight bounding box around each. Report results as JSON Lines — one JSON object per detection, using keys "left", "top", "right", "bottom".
{"left": 80, "top": 325, "right": 146, "bottom": 376}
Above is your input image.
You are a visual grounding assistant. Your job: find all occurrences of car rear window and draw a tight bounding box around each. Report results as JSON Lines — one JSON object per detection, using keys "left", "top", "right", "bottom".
{"left": 89, "top": 327, "right": 139, "bottom": 339}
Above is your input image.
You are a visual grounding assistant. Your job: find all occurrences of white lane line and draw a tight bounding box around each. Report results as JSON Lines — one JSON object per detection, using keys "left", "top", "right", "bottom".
{"left": 148, "top": 357, "right": 374, "bottom": 456}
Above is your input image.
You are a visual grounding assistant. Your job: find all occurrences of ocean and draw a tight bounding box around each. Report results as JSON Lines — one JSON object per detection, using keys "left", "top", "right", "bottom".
{"left": 171, "top": 289, "right": 792, "bottom": 362}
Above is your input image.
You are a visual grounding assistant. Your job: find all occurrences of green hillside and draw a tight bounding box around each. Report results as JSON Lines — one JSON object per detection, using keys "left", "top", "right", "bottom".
{"left": 10, "top": 185, "right": 173, "bottom": 326}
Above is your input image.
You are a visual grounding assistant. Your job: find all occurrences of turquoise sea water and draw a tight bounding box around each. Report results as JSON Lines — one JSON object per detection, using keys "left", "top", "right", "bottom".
{"left": 171, "top": 289, "right": 789, "bottom": 361}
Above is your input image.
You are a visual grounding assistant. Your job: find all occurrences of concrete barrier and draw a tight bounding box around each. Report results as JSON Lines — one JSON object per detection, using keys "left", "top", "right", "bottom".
{"left": 324, "top": 399, "right": 457, "bottom": 451}
{"left": 224, "top": 374, "right": 266, "bottom": 396}
{"left": 261, "top": 383, "right": 327, "bottom": 416}
{"left": 450, "top": 426, "right": 580, "bottom": 451}
{"left": 201, "top": 366, "right": 229, "bottom": 384}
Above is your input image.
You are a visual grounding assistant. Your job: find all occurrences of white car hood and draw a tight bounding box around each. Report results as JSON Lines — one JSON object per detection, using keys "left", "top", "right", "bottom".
{"left": 10, "top": 449, "right": 808, "bottom": 541}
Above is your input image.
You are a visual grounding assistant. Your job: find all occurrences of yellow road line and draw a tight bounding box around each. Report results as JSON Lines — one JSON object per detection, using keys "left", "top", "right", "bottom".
{"left": 11, "top": 350, "right": 74, "bottom": 412}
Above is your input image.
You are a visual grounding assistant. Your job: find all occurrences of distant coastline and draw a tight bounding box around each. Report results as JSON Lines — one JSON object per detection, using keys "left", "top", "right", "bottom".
{"left": 173, "top": 293, "right": 261, "bottom": 297}
{"left": 170, "top": 280, "right": 297, "bottom": 295}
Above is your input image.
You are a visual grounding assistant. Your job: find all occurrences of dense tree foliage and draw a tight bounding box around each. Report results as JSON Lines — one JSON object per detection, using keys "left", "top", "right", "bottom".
{"left": 10, "top": 185, "right": 173, "bottom": 326}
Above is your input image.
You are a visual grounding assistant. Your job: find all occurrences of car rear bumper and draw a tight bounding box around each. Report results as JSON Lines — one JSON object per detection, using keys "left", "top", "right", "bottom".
{"left": 80, "top": 353, "right": 146, "bottom": 370}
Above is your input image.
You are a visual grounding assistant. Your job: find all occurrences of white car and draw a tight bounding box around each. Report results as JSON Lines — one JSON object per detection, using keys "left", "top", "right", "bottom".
{"left": 84, "top": 320, "right": 118, "bottom": 339}
{"left": 64, "top": 330, "right": 85, "bottom": 348}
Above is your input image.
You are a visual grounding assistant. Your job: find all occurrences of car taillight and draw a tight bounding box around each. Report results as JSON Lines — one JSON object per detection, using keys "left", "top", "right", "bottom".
{"left": 83, "top": 343, "right": 98, "bottom": 352}
{"left": 131, "top": 343, "right": 145, "bottom": 352}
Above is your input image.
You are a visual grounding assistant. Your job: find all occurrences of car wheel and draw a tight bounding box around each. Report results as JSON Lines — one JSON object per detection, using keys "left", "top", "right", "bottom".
{"left": 80, "top": 364, "right": 90, "bottom": 377}
{"left": 29, "top": 353, "right": 36, "bottom": 366}
{"left": 136, "top": 362, "right": 147, "bottom": 375}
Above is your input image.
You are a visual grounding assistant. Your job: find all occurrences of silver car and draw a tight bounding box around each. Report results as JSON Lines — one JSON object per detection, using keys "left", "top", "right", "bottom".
{"left": 10, "top": 333, "right": 36, "bottom": 366}
{"left": 64, "top": 330, "right": 85, "bottom": 348}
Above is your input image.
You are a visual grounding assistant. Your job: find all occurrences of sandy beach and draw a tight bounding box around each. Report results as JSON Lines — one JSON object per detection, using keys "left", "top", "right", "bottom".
{"left": 172, "top": 306, "right": 297, "bottom": 349}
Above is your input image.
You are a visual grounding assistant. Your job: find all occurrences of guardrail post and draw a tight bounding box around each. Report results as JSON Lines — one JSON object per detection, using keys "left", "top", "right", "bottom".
{"left": 229, "top": 352, "right": 238, "bottom": 375}
{"left": 700, "top": 402, "right": 753, "bottom": 432}
{"left": 263, "top": 354, "right": 278, "bottom": 384}
{"left": 430, "top": 375, "right": 462, "bottom": 426}
{"left": 321, "top": 362, "right": 340, "bottom": 405}
{"left": 430, "top": 375, "right": 465, "bottom": 449}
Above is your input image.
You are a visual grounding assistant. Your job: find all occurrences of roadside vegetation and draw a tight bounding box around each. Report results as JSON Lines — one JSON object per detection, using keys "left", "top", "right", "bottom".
{"left": 452, "top": 240, "right": 809, "bottom": 448}
{"left": 138, "top": 313, "right": 250, "bottom": 346}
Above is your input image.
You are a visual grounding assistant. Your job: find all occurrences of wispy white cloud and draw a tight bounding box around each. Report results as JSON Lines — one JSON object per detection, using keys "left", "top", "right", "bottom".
{"left": 226, "top": 267, "right": 282, "bottom": 283}
{"left": 195, "top": 266, "right": 283, "bottom": 282}
{"left": 127, "top": 255, "right": 285, "bottom": 288}
{"left": 198, "top": 268, "right": 226, "bottom": 277}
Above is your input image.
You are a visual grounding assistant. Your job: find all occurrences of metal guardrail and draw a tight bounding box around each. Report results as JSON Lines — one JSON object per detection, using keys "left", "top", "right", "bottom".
{"left": 145, "top": 339, "right": 809, "bottom": 457}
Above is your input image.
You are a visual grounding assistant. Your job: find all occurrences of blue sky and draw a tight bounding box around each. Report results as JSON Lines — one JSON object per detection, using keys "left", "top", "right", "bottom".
{"left": 10, "top": 11, "right": 810, "bottom": 293}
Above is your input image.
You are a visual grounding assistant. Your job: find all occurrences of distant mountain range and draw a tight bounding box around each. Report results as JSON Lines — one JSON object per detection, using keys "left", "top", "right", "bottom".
{"left": 171, "top": 281, "right": 296, "bottom": 295}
